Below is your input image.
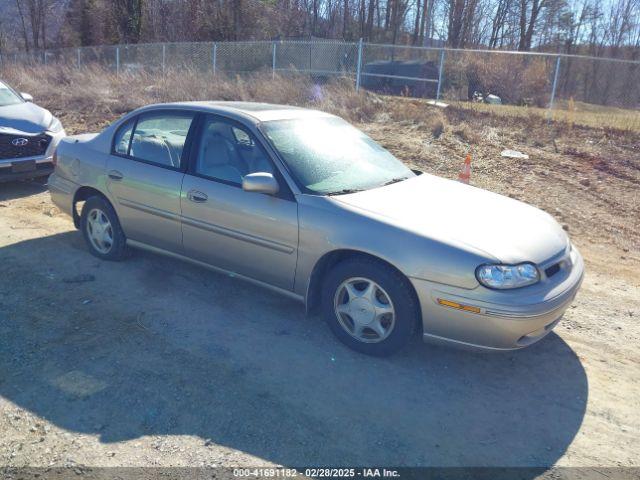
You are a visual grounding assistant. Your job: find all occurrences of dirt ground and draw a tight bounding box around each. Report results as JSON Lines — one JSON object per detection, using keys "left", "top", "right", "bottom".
{"left": 0, "top": 97, "right": 639, "bottom": 469}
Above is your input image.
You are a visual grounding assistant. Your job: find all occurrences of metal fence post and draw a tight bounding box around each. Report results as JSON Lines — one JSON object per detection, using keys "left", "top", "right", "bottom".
{"left": 162, "top": 44, "right": 166, "bottom": 75}
{"left": 212, "top": 43, "right": 217, "bottom": 76}
{"left": 355, "top": 38, "right": 363, "bottom": 92}
{"left": 436, "top": 49, "right": 446, "bottom": 101}
{"left": 549, "top": 55, "right": 561, "bottom": 112}
{"left": 272, "top": 41, "right": 277, "bottom": 79}
{"left": 116, "top": 47, "right": 120, "bottom": 75}
{"left": 77, "top": 48, "right": 81, "bottom": 69}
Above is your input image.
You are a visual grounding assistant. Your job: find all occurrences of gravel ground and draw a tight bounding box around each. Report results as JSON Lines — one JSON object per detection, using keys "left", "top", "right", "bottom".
{"left": 0, "top": 107, "right": 639, "bottom": 470}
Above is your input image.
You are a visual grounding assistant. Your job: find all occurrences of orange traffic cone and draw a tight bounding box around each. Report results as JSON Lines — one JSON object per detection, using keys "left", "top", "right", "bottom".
{"left": 459, "top": 153, "right": 471, "bottom": 184}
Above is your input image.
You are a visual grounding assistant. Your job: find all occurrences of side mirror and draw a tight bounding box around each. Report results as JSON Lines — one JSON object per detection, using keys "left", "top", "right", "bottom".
{"left": 21, "top": 92, "right": 33, "bottom": 102}
{"left": 242, "top": 172, "right": 279, "bottom": 195}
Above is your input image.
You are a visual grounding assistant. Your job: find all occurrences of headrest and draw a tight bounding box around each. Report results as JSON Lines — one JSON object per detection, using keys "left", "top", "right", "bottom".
{"left": 201, "top": 133, "right": 232, "bottom": 166}
{"left": 205, "top": 122, "right": 230, "bottom": 136}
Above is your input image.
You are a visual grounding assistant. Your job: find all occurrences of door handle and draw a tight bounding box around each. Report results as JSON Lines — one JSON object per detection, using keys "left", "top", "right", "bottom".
{"left": 108, "top": 170, "right": 124, "bottom": 181}
{"left": 187, "top": 190, "right": 208, "bottom": 203}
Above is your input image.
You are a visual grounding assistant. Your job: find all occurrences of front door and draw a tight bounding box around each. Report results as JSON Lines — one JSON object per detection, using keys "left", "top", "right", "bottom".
{"left": 106, "top": 110, "right": 196, "bottom": 252}
{"left": 180, "top": 114, "right": 298, "bottom": 290}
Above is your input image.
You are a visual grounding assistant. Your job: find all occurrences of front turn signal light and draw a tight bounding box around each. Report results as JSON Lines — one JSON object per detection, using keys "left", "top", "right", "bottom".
{"left": 437, "top": 298, "right": 481, "bottom": 314}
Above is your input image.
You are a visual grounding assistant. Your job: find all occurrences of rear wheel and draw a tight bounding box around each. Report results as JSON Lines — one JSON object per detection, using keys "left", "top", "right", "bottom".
{"left": 80, "top": 196, "right": 128, "bottom": 261}
{"left": 322, "top": 257, "right": 418, "bottom": 356}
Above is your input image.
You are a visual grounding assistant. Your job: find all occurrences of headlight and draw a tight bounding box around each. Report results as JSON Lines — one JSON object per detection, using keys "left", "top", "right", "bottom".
{"left": 48, "top": 116, "right": 63, "bottom": 133}
{"left": 476, "top": 262, "right": 540, "bottom": 289}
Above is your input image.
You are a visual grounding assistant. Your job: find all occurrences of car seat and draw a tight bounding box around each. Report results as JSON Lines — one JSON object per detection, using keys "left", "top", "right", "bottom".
{"left": 198, "top": 124, "right": 247, "bottom": 183}
{"left": 131, "top": 134, "right": 176, "bottom": 167}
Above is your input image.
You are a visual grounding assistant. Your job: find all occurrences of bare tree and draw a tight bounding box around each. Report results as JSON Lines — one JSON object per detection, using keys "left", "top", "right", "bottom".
{"left": 447, "top": 0, "right": 480, "bottom": 47}
{"left": 0, "top": 19, "right": 7, "bottom": 55}
{"left": 411, "top": 0, "right": 421, "bottom": 43}
{"left": 20, "top": 0, "right": 632, "bottom": 58}
{"left": 488, "top": 0, "right": 513, "bottom": 48}
{"left": 365, "top": 0, "right": 376, "bottom": 40}
{"left": 14, "top": 0, "right": 32, "bottom": 51}
{"left": 115, "top": 0, "right": 143, "bottom": 43}
{"left": 518, "top": 0, "right": 547, "bottom": 50}
{"left": 389, "top": 0, "right": 410, "bottom": 44}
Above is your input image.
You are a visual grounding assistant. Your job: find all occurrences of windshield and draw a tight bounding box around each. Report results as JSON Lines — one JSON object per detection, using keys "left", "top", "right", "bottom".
{"left": 261, "top": 116, "right": 414, "bottom": 194}
{"left": 0, "top": 81, "right": 24, "bottom": 107}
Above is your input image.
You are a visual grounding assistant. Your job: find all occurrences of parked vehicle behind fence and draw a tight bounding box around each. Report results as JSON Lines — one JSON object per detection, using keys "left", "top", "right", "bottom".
{"left": 48, "top": 101, "right": 584, "bottom": 356}
{"left": 361, "top": 60, "right": 439, "bottom": 98}
{"left": 0, "top": 80, "right": 66, "bottom": 182}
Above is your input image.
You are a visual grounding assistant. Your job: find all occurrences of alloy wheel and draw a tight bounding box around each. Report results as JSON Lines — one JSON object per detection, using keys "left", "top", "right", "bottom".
{"left": 333, "top": 277, "right": 396, "bottom": 343}
{"left": 86, "top": 208, "right": 114, "bottom": 254}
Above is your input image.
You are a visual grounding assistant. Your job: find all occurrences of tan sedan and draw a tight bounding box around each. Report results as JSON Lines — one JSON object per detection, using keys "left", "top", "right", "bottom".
{"left": 49, "top": 102, "right": 584, "bottom": 356}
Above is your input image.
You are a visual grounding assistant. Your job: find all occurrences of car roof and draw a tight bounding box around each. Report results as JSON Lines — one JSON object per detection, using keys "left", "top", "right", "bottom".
{"left": 138, "top": 101, "right": 334, "bottom": 123}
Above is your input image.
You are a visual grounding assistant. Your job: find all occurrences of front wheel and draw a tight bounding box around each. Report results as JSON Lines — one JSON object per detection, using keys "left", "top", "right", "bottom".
{"left": 80, "top": 196, "right": 128, "bottom": 261}
{"left": 321, "top": 257, "right": 419, "bottom": 356}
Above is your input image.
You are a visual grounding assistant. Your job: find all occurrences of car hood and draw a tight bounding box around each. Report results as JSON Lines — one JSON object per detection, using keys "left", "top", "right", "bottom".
{"left": 0, "top": 102, "right": 53, "bottom": 134}
{"left": 332, "top": 173, "right": 568, "bottom": 265}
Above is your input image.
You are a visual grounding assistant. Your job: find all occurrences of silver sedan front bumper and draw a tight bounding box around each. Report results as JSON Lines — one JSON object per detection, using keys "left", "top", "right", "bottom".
{"left": 410, "top": 246, "right": 585, "bottom": 350}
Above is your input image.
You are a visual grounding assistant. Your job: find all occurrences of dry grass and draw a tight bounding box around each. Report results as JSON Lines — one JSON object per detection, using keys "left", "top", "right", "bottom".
{"left": 357, "top": 96, "right": 640, "bottom": 255}
{"left": 450, "top": 99, "right": 640, "bottom": 133}
{"left": 3, "top": 64, "right": 638, "bottom": 135}
{"left": 0, "top": 65, "right": 386, "bottom": 133}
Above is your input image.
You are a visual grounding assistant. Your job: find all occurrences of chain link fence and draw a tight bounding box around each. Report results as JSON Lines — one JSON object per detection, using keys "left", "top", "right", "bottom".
{"left": 2, "top": 40, "right": 639, "bottom": 113}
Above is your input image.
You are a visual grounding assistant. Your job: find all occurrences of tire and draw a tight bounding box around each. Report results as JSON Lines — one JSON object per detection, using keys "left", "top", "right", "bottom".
{"left": 80, "top": 195, "right": 128, "bottom": 261}
{"left": 321, "top": 257, "right": 419, "bottom": 356}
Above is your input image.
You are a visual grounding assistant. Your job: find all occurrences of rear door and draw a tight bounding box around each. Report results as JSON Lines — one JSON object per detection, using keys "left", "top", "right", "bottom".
{"left": 180, "top": 114, "right": 298, "bottom": 290}
{"left": 106, "top": 110, "right": 196, "bottom": 252}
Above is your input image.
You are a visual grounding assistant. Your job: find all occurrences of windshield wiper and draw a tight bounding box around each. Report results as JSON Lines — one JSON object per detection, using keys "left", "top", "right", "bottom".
{"left": 327, "top": 187, "right": 367, "bottom": 196}
{"left": 328, "top": 177, "right": 409, "bottom": 195}
{"left": 380, "top": 176, "right": 410, "bottom": 187}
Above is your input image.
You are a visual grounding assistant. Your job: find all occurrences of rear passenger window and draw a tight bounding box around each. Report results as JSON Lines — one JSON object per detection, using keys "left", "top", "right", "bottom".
{"left": 113, "top": 119, "right": 135, "bottom": 155}
{"left": 127, "top": 112, "right": 194, "bottom": 169}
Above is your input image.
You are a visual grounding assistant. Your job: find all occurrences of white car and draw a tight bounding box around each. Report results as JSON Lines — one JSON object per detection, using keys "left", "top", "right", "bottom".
{"left": 0, "top": 80, "right": 66, "bottom": 182}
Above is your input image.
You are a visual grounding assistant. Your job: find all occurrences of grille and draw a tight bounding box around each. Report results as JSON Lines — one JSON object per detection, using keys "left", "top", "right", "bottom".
{"left": 545, "top": 262, "right": 561, "bottom": 278}
{"left": 0, "top": 133, "right": 51, "bottom": 160}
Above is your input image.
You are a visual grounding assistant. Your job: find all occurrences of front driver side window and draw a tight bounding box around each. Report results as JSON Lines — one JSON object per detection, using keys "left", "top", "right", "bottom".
{"left": 195, "top": 116, "right": 273, "bottom": 185}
